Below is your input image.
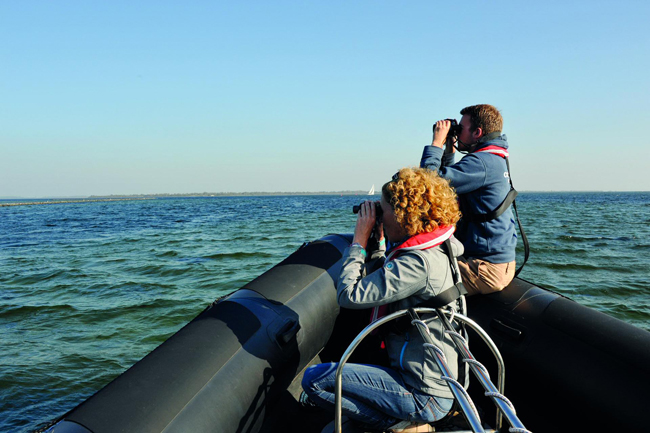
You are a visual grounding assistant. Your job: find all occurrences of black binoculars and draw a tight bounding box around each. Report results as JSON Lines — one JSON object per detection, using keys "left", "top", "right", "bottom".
{"left": 435, "top": 118, "right": 463, "bottom": 142}
{"left": 352, "top": 201, "right": 383, "bottom": 219}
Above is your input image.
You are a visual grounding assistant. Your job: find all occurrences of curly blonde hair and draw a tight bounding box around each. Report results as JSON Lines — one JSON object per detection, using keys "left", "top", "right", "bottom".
{"left": 382, "top": 168, "right": 460, "bottom": 237}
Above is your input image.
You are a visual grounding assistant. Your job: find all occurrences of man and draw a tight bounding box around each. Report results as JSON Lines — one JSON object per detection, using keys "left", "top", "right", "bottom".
{"left": 420, "top": 104, "right": 517, "bottom": 295}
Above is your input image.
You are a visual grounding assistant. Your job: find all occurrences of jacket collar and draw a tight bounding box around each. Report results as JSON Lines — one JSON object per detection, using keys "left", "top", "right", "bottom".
{"left": 386, "top": 225, "right": 455, "bottom": 262}
{"left": 472, "top": 133, "right": 509, "bottom": 154}
{"left": 475, "top": 145, "right": 509, "bottom": 158}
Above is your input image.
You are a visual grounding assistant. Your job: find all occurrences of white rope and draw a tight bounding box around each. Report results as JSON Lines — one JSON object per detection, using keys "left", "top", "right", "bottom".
{"left": 423, "top": 343, "right": 447, "bottom": 362}
{"left": 438, "top": 307, "right": 456, "bottom": 324}
{"left": 463, "top": 358, "right": 490, "bottom": 380}
{"left": 447, "top": 308, "right": 456, "bottom": 324}
{"left": 421, "top": 341, "right": 481, "bottom": 422}
{"left": 415, "top": 308, "right": 532, "bottom": 433}
{"left": 485, "top": 391, "right": 516, "bottom": 413}
{"left": 445, "top": 329, "right": 467, "bottom": 345}
{"left": 440, "top": 375, "right": 481, "bottom": 422}
{"left": 411, "top": 319, "right": 431, "bottom": 335}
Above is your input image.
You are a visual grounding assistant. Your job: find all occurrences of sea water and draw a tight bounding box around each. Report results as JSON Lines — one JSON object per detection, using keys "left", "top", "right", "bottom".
{"left": 1, "top": 192, "right": 649, "bottom": 432}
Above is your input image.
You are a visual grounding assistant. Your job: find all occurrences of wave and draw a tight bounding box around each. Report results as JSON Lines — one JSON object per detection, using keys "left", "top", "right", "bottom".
{"left": 203, "top": 251, "right": 274, "bottom": 260}
{"left": 599, "top": 303, "right": 650, "bottom": 324}
{"left": 105, "top": 257, "right": 127, "bottom": 263}
{"left": 107, "top": 298, "right": 185, "bottom": 312}
{"left": 527, "top": 245, "right": 591, "bottom": 256}
{"left": 125, "top": 264, "right": 195, "bottom": 277}
{"left": 64, "top": 299, "right": 194, "bottom": 325}
{"left": 0, "top": 303, "right": 78, "bottom": 319}
{"left": 0, "top": 241, "right": 42, "bottom": 249}
{"left": 0, "top": 297, "right": 191, "bottom": 322}
{"left": 536, "top": 262, "right": 601, "bottom": 271}
{"left": 557, "top": 234, "right": 636, "bottom": 242}
{"left": 6, "top": 269, "right": 74, "bottom": 285}
{"left": 139, "top": 332, "right": 177, "bottom": 345}
{"left": 537, "top": 262, "right": 641, "bottom": 274}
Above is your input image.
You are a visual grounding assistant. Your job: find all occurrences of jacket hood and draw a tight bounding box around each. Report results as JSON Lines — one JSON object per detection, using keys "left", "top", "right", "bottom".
{"left": 474, "top": 133, "right": 508, "bottom": 152}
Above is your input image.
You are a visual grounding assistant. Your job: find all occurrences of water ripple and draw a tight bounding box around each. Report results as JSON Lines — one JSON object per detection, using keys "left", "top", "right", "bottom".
{"left": 1, "top": 192, "right": 649, "bottom": 433}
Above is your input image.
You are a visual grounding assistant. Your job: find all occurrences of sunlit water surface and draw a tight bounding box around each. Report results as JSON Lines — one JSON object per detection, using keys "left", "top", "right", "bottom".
{"left": 1, "top": 193, "right": 648, "bottom": 432}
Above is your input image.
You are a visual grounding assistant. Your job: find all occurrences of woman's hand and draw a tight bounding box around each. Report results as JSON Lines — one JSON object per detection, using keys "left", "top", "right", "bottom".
{"left": 352, "top": 201, "right": 377, "bottom": 249}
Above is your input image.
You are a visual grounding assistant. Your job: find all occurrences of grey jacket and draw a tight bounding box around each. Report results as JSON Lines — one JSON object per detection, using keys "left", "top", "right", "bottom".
{"left": 337, "top": 238, "right": 467, "bottom": 398}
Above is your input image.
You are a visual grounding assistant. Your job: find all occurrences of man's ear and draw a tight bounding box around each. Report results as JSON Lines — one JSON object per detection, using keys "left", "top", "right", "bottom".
{"left": 472, "top": 127, "right": 483, "bottom": 141}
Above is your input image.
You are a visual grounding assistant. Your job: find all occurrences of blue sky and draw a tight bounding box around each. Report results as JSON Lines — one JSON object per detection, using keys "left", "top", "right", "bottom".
{"left": 1, "top": 1, "right": 648, "bottom": 197}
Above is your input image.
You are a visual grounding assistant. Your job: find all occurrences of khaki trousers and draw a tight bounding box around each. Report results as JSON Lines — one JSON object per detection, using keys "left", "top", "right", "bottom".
{"left": 457, "top": 257, "right": 516, "bottom": 296}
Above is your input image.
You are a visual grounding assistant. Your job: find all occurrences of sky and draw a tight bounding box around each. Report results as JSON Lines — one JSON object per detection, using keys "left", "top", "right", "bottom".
{"left": 1, "top": 1, "right": 649, "bottom": 197}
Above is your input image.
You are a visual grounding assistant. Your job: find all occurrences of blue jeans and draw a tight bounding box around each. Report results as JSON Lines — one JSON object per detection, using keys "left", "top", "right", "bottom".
{"left": 302, "top": 362, "right": 454, "bottom": 430}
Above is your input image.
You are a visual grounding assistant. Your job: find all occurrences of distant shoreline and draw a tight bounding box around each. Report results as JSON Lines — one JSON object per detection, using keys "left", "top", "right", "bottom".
{"left": 2, "top": 190, "right": 647, "bottom": 208}
{"left": 0, "top": 191, "right": 369, "bottom": 207}
{"left": 0, "top": 198, "right": 158, "bottom": 207}
{"left": 88, "top": 191, "right": 369, "bottom": 198}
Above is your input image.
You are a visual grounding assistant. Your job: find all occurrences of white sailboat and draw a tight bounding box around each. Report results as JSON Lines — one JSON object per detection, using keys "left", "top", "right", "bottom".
{"left": 368, "top": 184, "right": 375, "bottom": 195}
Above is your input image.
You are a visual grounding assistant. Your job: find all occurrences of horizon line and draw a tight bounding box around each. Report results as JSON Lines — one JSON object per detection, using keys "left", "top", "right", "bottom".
{"left": 2, "top": 189, "right": 649, "bottom": 201}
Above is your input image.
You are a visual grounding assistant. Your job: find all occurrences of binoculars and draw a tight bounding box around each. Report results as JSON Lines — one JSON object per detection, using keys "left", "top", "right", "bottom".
{"left": 352, "top": 201, "right": 383, "bottom": 219}
{"left": 435, "top": 118, "right": 463, "bottom": 142}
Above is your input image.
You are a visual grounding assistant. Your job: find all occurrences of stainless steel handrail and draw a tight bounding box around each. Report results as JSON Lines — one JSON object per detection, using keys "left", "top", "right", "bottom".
{"left": 414, "top": 308, "right": 507, "bottom": 431}
{"left": 432, "top": 308, "right": 529, "bottom": 433}
{"left": 334, "top": 309, "right": 484, "bottom": 433}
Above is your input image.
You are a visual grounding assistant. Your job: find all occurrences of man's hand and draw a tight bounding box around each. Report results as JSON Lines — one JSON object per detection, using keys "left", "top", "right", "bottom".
{"left": 432, "top": 120, "right": 451, "bottom": 149}
{"left": 352, "top": 201, "right": 377, "bottom": 249}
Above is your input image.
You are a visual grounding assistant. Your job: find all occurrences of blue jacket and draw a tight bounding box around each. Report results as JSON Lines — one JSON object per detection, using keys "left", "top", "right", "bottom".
{"left": 420, "top": 135, "right": 517, "bottom": 263}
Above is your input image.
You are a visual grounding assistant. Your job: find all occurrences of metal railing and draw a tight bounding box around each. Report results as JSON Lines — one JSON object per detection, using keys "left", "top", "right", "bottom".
{"left": 333, "top": 307, "right": 531, "bottom": 433}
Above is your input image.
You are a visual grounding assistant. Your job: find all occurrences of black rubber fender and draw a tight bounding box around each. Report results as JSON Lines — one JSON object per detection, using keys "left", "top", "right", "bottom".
{"left": 46, "top": 235, "right": 351, "bottom": 433}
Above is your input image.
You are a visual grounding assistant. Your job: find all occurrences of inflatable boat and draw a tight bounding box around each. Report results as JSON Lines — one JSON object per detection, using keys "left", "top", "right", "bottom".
{"left": 43, "top": 234, "right": 650, "bottom": 433}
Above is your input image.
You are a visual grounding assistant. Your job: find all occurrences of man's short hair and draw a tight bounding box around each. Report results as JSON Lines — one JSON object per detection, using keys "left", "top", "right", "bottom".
{"left": 460, "top": 104, "right": 503, "bottom": 135}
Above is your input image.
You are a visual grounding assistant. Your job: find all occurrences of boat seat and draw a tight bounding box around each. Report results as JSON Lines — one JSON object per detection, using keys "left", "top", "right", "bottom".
{"left": 330, "top": 307, "right": 532, "bottom": 433}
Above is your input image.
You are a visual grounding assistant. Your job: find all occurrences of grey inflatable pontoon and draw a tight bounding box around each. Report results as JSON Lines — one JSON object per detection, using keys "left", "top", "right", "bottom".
{"left": 43, "top": 234, "right": 650, "bottom": 433}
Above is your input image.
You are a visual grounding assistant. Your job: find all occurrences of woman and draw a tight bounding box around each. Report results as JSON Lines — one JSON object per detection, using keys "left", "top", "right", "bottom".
{"left": 302, "top": 167, "right": 465, "bottom": 433}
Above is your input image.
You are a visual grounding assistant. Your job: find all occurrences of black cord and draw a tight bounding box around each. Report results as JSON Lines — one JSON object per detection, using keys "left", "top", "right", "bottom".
{"left": 451, "top": 139, "right": 476, "bottom": 155}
